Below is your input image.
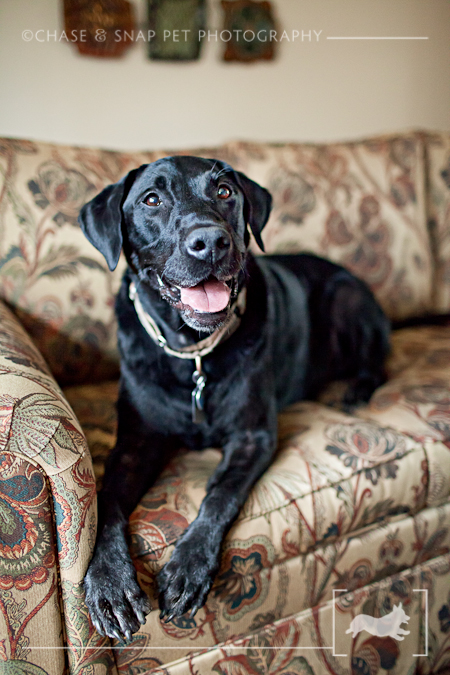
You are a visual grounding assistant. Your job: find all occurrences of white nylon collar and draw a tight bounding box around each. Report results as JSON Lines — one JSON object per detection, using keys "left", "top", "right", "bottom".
{"left": 128, "top": 281, "right": 247, "bottom": 362}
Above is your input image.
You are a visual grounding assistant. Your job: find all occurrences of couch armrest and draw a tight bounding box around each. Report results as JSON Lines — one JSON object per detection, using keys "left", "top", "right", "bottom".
{"left": 0, "top": 300, "right": 117, "bottom": 674}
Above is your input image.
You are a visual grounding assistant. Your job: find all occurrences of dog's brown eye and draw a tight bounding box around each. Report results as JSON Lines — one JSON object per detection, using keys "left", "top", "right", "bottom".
{"left": 144, "top": 193, "right": 161, "bottom": 206}
{"left": 217, "top": 185, "right": 232, "bottom": 200}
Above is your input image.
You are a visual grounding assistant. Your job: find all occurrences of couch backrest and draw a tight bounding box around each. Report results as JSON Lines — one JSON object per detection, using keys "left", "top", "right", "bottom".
{"left": 0, "top": 132, "right": 447, "bottom": 385}
{"left": 220, "top": 134, "right": 433, "bottom": 321}
{"left": 424, "top": 132, "right": 450, "bottom": 313}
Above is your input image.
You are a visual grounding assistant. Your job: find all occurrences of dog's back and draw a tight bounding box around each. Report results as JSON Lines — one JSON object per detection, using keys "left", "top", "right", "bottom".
{"left": 261, "top": 254, "right": 390, "bottom": 409}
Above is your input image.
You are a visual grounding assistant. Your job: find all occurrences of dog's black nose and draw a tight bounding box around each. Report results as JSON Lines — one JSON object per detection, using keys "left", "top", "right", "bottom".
{"left": 185, "top": 227, "right": 231, "bottom": 262}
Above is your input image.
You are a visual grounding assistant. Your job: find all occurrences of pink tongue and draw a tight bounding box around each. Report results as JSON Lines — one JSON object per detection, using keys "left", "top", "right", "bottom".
{"left": 180, "top": 279, "right": 231, "bottom": 313}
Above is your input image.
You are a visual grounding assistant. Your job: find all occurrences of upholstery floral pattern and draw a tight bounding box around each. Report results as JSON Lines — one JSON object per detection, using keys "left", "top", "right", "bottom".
{"left": 0, "top": 300, "right": 114, "bottom": 674}
{"left": 216, "top": 134, "right": 433, "bottom": 320}
{"left": 155, "top": 555, "right": 450, "bottom": 675}
{"left": 1, "top": 454, "right": 55, "bottom": 592}
{"left": 0, "top": 452, "right": 63, "bottom": 675}
{"left": 0, "top": 139, "right": 164, "bottom": 385}
{"left": 358, "top": 323, "right": 450, "bottom": 451}
{"left": 62, "top": 321, "right": 450, "bottom": 673}
{"left": 425, "top": 132, "right": 450, "bottom": 313}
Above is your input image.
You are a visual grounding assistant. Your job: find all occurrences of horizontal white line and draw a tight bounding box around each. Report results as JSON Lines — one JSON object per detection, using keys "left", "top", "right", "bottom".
{"left": 327, "top": 36, "right": 429, "bottom": 40}
{"left": 27, "top": 645, "right": 334, "bottom": 650}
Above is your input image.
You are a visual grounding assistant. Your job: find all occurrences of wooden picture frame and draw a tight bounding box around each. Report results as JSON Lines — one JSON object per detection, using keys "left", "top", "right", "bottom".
{"left": 147, "top": 0, "right": 206, "bottom": 61}
{"left": 63, "top": 0, "right": 136, "bottom": 58}
{"left": 221, "top": 0, "right": 277, "bottom": 63}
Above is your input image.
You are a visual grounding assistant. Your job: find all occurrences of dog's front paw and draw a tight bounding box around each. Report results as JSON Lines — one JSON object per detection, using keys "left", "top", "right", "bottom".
{"left": 157, "top": 533, "right": 218, "bottom": 621}
{"left": 84, "top": 558, "right": 151, "bottom": 640}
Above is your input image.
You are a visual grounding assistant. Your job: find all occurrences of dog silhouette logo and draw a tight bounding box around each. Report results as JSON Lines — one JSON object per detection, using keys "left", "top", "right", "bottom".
{"left": 346, "top": 602, "right": 410, "bottom": 641}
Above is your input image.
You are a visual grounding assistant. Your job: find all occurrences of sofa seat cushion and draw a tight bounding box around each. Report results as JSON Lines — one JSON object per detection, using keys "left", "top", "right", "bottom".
{"left": 64, "top": 326, "right": 450, "bottom": 665}
{"left": 358, "top": 323, "right": 450, "bottom": 450}
{"left": 63, "top": 324, "right": 450, "bottom": 558}
{"left": 63, "top": 324, "right": 450, "bottom": 657}
{"left": 64, "top": 390, "right": 450, "bottom": 563}
{"left": 109, "top": 554, "right": 450, "bottom": 675}
{"left": 64, "top": 323, "right": 450, "bottom": 507}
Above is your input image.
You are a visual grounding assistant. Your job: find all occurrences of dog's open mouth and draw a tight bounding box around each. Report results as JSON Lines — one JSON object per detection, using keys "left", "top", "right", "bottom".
{"left": 159, "top": 274, "right": 237, "bottom": 317}
{"left": 179, "top": 278, "right": 231, "bottom": 314}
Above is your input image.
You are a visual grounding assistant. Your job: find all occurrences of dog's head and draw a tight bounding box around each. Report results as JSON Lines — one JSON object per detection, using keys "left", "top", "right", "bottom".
{"left": 394, "top": 603, "right": 410, "bottom": 623}
{"left": 79, "top": 156, "right": 272, "bottom": 332}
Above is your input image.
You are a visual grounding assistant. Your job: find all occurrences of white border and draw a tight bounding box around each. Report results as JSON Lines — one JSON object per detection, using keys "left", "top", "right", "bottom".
{"left": 413, "top": 589, "right": 429, "bottom": 658}
{"left": 332, "top": 589, "right": 348, "bottom": 657}
{"left": 327, "top": 36, "right": 429, "bottom": 40}
{"left": 25, "top": 586, "right": 430, "bottom": 653}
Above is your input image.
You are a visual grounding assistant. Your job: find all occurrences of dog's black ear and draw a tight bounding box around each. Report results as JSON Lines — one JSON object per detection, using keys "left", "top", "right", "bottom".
{"left": 235, "top": 171, "right": 272, "bottom": 252}
{"left": 78, "top": 168, "right": 141, "bottom": 271}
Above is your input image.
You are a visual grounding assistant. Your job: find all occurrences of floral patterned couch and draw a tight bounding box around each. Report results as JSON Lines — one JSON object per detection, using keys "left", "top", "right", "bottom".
{"left": 1, "top": 132, "right": 450, "bottom": 675}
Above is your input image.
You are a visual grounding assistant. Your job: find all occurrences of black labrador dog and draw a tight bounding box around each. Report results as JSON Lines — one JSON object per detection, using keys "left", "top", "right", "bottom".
{"left": 79, "top": 156, "right": 390, "bottom": 640}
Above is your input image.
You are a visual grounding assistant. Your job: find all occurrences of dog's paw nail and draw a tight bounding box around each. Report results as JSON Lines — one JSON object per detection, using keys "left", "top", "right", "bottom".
{"left": 125, "top": 629, "right": 132, "bottom": 641}
{"left": 164, "top": 612, "right": 175, "bottom": 623}
{"left": 91, "top": 617, "right": 105, "bottom": 636}
{"left": 135, "top": 609, "right": 145, "bottom": 625}
{"left": 190, "top": 605, "right": 199, "bottom": 619}
{"left": 111, "top": 628, "right": 123, "bottom": 641}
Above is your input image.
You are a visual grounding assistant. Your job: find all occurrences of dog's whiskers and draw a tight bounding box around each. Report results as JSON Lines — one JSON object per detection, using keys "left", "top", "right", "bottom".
{"left": 214, "top": 167, "right": 232, "bottom": 180}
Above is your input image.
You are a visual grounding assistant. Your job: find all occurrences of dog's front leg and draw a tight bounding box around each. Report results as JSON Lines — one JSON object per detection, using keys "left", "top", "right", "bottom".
{"left": 158, "top": 426, "right": 277, "bottom": 621}
{"left": 84, "top": 392, "right": 177, "bottom": 640}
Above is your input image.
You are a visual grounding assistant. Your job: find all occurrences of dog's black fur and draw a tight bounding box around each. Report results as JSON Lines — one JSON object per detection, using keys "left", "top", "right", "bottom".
{"left": 79, "top": 156, "right": 390, "bottom": 640}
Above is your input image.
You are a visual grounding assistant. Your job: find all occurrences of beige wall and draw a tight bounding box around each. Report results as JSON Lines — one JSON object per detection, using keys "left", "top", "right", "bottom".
{"left": 0, "top": 0, "right": 449, "bottom": 151}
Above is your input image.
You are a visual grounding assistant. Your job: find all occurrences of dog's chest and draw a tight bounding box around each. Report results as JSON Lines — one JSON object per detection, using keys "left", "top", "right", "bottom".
{"left": 124, "top": 348, "right": 247, "bottom": 447}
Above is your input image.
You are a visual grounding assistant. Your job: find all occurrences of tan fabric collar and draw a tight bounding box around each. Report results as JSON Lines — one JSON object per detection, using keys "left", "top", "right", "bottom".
{"left": 128, "top": 281, "right": 247, "bottom": 362}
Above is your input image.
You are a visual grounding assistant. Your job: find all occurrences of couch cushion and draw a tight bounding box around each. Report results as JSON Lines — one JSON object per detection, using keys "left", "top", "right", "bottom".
{"left": 0, "top": 134, "right": 435, "bottom": 388}
{"left": 63, "top": 324, "right": 450, "bottom": 664}
{"left": 65, "top": 386, "right": 450, "bottom": 566}
{"left": 0, "top": 139, "right": 144, "bottom": 384}
{"left": 219, "top": 134, "right": 432, "bottom": 320}
{"left": 358, "top": 322, "right": 450, "bottom": 451}
{"left": 64, "top": 322, "right": 450, "bottom": 541}
{"left": 64, "top": 323, "right": 450, "bottom": 504}
{"left": 425, "top": 132, "right": 450, "bottom": 313}
{"left": 0, "top": 139, "right": 227, "bottom": 385}
{"left": 110, "top": 555, "right": 450, "bottom": 675}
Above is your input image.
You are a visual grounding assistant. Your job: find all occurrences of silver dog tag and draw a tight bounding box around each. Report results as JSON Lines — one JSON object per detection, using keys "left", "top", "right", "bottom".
{"left": 192, "top": 369, "right": 206, "bottom": 424}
